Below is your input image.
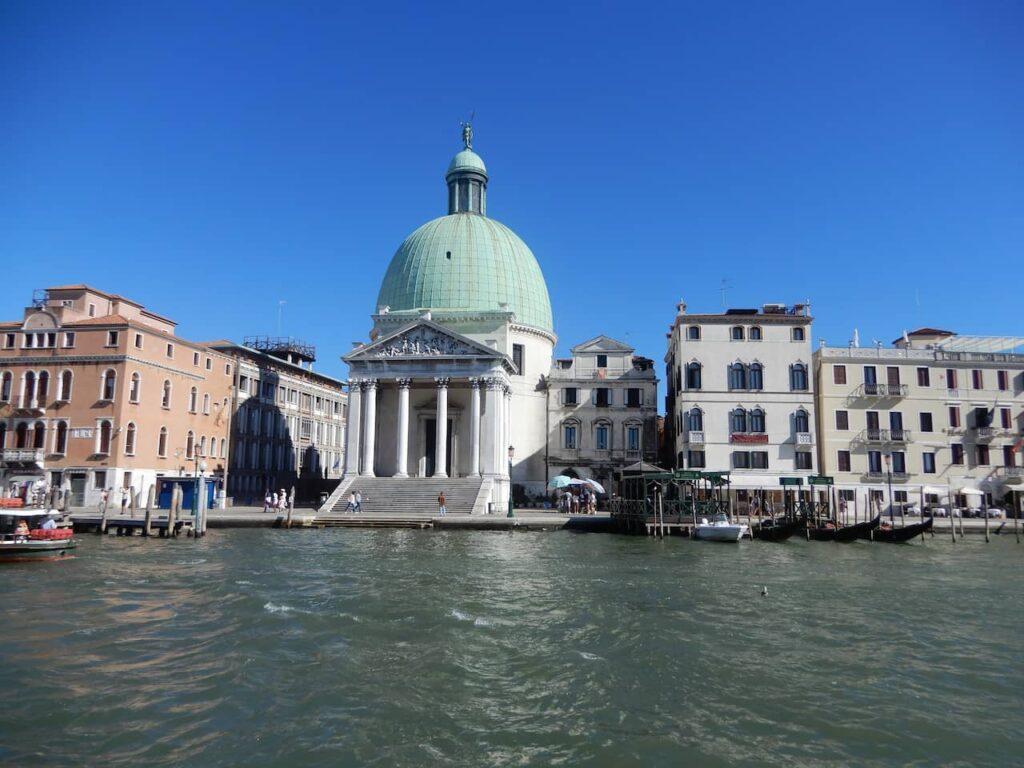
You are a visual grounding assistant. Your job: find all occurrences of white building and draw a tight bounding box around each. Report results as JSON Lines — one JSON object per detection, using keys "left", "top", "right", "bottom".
{"left": 814, "top": 329, "right": 1024, "bottom": 515}
{"left": 664, "top": 301, "right": 816, "bottom": 496}
{"left": 545, "top": 336, "right": 659, "bottom": 495}
{"left": 321, "top": 127, "right": 556, "bottom": 514}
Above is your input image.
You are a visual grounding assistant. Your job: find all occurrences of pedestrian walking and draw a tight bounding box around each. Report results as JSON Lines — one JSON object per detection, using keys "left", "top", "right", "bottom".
{"left": 345, "top": 491, "right": 357, "bottom": 514}
{"left": 263, "top": 491, "right": 272, "bottom": 513}
{"left": 278, "top": 489, "right": 288, "bottom": 510}
{"left": 438, "top": 491, "right": 447, "bottom": 516}
{"left": 354, "top": 490, "right": 362, "bottom": 514}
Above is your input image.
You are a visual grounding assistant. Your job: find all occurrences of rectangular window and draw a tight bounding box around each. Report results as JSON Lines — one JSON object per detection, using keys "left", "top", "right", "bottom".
{"left": 596, "top": 354, "right": 607, "bottom": 368}
{"left": 106, "top": 330, "right": 119, "bottom": 347}
{"left": 732, "top": 451, "right": 750, "bottom": 469}
{"left": 688, "top": 450, "right": 706, "bottom": 468}
{"left": 917, "top": 367, "right": 930, "bottom": 387}
{"left": 997, "top": 370, "right": 1009, "bottom": 391}
{"left": 868, "top": 451, "right": 882, "bottom": 473}
{"left": 886, "top": 367, "right": 901, "bottom": 387}
{"left": 1005, "top": 446, "right": 1017, "bottom": 468}
{"left": 46, "top": 332, "right": 56, "bottom": 347}
{"left": 833, "top": 365, "right": 847, "bottom": 385}
{"left": 794, "top": 452, "right": 811, "bottom": 470}
{"left": 93, "top": 470, "right": 106, "bottom": 489}
{"left": 300, "top": 419, "right": 312, "bottom": 440}
{"left": 837, "top": 450, "right": 851, "bottom": 472}
{"left": 948, "top": 406, "right": 960, "bottom": 428}
{"left": 976, "top": 444, "right": 990, "bottom": 466}
{"left": 193, "top": 351, "right": 200, "bottom": 366}
{"left": 239, "top": 375, "right": 249, "bottom": 394}
{"left": 226, "top": 363, "right": 232, "bottom": 376}
{"left": 166, "top": 343, "right": 174, "bottom": 358}
{"left": 922, "top": 452, "right": 936, "bottom": 474}
{"left": 88, "top": 303, "right": 96, "bottom": 317}
{"left": 686, "top": 364, "right": 702, "bottom": 390}
{"left": 972, "top": 370, "right": 983, "bottom": 389}
{"left": 627, "top": 427, "right": 640, "bottom": 451}
{"left": 626, "top": 388, "right": 641, "bottom": 407}
{"left": 946, "top": 369, "right": 957, "bottom": 389}
{"left": 564, "top": 425, "right": 577, "bottom": 449}
{"left": 512, "top": 344, "right": 524, "bottom": 375}
{"left": 951, "top": 444, "right": 964, "bottom": 465}
{"left": 3, "top": 333, "right": 13, "bottom": 349}
{"left": 595, "top": 388, "right": 610, "bottom": 407}
{"left": 564, "top": 388, "right": 578, "bottom": 405}
{"left": 64, "top": 332, "right": 75, "bottom": 347}
{"left": 919, "top": 412, "right": 933, "bottom": 432}
{"left": 595, "top": 425, "right": 608, "bottom": 450}
{"left": 863, "top": 366, "right": 877, "bottom": 385}
{"left": 891, "top": 452, "right": 906, "bottom": 474}
{"left": 752, "top": 451, "right": 770, "bottom": 469}
{"left": 835, "top": 410, "right": 849, "bottom": 431}
{"left": 134, "top": 333, "right": 143, "bottom": 349}
{"left": 206, "top": 357, "right": 212, "bottom": 371}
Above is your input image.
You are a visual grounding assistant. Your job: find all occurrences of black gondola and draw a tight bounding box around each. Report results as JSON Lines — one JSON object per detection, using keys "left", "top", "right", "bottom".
{"left": 862, "top": 516, "right": 933, "bottom": 543}
{"left": 806, "top": 515, "right": 881, "bottom": 542}
{"left": 751, "top": 515, "right": 805, "bottom": 542}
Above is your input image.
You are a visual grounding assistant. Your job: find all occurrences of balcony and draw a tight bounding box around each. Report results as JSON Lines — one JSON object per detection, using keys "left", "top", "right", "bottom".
{"left": 974, "top": 427, "right": 995, "bottom": 441}
{"left": 1, "top": 448, "right": 44, "bottom": 464}
{"left": 795, "top": 432, "right": 814, "bottom": 446}
{"left": 13, "top": 398, "right": 45, "bottom": 415}
{"left": 864, "top": 471, "right": 885, "bottom": 481}
{"left": 851, "top": 383, "right": 909, "bottom": 399}
{"left": 856, "top": 428, "right": 913, "bottom": 444}
{"left": 998, "top": 467, "right": 1024, "bottom": 484}
{"left": 686, "top": 430, "right": 705, "bottom": 445}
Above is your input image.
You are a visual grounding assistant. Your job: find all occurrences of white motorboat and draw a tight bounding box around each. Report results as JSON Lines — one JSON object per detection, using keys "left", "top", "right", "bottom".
{"left": 694, "top": 513, "right": 749, "bottom": 542}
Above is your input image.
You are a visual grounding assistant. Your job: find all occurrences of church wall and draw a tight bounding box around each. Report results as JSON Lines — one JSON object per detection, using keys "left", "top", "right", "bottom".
{"left": 508, "top": 328, "right": 554, "bottom": 497}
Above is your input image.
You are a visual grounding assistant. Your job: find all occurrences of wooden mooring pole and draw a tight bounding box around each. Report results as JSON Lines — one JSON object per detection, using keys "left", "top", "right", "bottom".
{"left": 144, "top": 486, "right": 155, "bottom": 536}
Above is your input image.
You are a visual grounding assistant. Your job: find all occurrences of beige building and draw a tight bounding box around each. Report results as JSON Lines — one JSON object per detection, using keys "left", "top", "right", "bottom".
{"left": 544, "top": 336, "right": 659, "bottom": 496}
{"left": 209, "top": 338, "right": 347, "bottom": 505}
{"left": 813, "top": 329, "right": 1024, "bottom": 515}
{"left": 0, "top": 285, "right": 234, "bottom": 507}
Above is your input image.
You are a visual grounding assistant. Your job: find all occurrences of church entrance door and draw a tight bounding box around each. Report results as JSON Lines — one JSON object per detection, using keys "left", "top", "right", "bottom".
{"left": 424, "top": 418, "right": 453, "bottom": 477}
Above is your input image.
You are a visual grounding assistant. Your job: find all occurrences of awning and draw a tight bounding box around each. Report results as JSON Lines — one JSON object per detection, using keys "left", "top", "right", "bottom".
{"left": 921, "top": 486, "right": 950, "bottom": 496}
{"left": 960, "top": 487, "right": 984, "bottom": 496}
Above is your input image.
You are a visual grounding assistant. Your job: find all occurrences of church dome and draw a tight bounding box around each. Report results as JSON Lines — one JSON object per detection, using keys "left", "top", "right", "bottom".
{"left": 376, "top": 131, "right": 554, "bottom": 333}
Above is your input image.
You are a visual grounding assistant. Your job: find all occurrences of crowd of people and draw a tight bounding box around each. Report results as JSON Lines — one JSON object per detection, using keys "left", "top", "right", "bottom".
{"left": 557, "top": 488, "right": 598, "bottom": 514}
{"left": 263, "top": 489, "right": 292, "bottom": 512}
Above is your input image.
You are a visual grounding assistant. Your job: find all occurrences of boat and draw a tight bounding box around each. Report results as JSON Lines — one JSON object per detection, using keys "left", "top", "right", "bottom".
{"left": 0, "top": 510, "right": 78, "bottom": 562}
{"left": 862, "top": 516, "right": 934, "bottom": 543}
{"left": 751, "top": 515, "right": 805, "bottom": 542}
{"left": 805, "top": 515, "right": 880, "bottom": 542}
{"left": 694, "top": 513, "right": 749, "bottom": 542}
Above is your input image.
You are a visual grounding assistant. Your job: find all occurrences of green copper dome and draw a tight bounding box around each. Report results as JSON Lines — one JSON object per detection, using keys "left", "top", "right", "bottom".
{"left": 376, "top": 135, "right": 554, "bottom": 333}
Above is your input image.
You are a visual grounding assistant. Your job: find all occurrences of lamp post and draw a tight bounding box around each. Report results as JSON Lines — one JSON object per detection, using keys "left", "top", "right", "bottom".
{"left": 507, "top": 445, "right": 515, "bottom": 518}
{"left": 884, "top": 452, "right": 894, "bottom": 525}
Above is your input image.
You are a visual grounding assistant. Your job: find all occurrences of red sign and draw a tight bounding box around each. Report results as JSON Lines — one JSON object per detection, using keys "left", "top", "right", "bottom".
{"left": 730, "top": 433, "right": 769, "bottom": 444}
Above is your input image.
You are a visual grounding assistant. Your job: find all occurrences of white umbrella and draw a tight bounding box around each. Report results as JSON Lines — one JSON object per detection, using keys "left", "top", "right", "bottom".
{"left": 584, "top": 478, "right": 606, "bottom": 494}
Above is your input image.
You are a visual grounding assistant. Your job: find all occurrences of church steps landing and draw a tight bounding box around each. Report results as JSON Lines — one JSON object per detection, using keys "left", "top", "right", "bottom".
{"left": 324, "top": 477, "right": 483, "bottom": 516}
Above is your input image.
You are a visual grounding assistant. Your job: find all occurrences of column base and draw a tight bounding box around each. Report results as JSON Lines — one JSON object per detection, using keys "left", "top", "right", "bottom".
{"left": 393, "top": 472, "right": 408, "bottom": 478}
{"left": 359, "top": 472, "right": 376, "bottom": 478}
{"left": 432, "top": 472, "right": 448, "bottom": 479}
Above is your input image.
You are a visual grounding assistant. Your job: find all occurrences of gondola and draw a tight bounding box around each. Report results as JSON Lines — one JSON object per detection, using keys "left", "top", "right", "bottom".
{"left": 861, "top": 516, "right": 933, "bottom": 543}
{"left": 751, "top": 515, "right": 805, "bottom": 542}
{"left": 805, "top": 515, "right": 880, "bottom": 542}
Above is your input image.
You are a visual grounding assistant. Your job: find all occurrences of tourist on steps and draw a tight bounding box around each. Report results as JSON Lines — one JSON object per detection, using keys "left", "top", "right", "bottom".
{"left": 345, "top": 491, "right": 357, "bottom": 514}
{"left": 438, "top": 492, "right": 447, "bottom": 516}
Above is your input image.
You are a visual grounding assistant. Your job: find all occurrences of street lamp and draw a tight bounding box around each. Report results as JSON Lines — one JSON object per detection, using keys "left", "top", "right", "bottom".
{"left": 883, "top": 452, "right": 894, "bottom": 525}
{"left": 507, "top": 445, "right": 515, "bottom": 518}
{"left": 193, "top": 455, "right": 208, "bottom": 515}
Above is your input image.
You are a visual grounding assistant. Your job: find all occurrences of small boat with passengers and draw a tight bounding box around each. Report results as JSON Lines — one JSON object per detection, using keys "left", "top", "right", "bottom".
{"left": 694, "top": 513, "right": 749, "bottom": 542}
{"left": 0, "top": 509, "right": 78, "bottom": 562}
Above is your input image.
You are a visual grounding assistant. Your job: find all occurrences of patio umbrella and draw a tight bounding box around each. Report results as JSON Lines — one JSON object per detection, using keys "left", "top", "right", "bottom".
{"left": 547, "top": 475, "right": 573, "bottom": 489}
{"left": 584, "top": 478, "right": 606, "bottom": 494}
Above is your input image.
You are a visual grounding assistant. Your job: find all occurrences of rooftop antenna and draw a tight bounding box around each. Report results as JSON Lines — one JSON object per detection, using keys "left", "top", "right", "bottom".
{"left": 277, "top": 300, "right": 286, "bottom": 336}
{"left": 720, "top": 279, "right": 732, "bottom": 310}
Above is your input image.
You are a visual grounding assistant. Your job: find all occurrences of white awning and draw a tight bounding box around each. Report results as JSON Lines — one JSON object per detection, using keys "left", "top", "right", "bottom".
{"left": 960, "top": 487, "right": 984, "bottom": 496}
{"left": 921, "top": 486, "right": 949, "bottom": 496}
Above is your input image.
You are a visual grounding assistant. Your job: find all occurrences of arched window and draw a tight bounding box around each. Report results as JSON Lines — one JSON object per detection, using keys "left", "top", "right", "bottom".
{"left": 595, "top": 422, "right": 610, "bottom": 451}
{"left": 198, "top": 435, "right": 206, "bottom": 456}
{"left": 100, "top": 369, "right": 116, "bottom": 401}
{"left": 731, "top": 408, "right": 748, "bottom": 433}
{"left": 0, "top": 371, "right": 11, "bottom": 402}
{"left": 129, "top": 372, "right": 141, "bottom": 403}
{"left": 688, "top": 407, "right": 703, "bottom": 431}
{"left": 158, "top": 426, "right": 168, "bottom": 457}
{"left": 189, "top": 387, "right": 198, "bottom": 413}
{"left": 186, "top": 430, "right": 195, "bottom": 459}
{"left": 202, "top": 393, "right": 210, "bottom": 414}
{"left": 15, "top": 423, "right": 28, "bottom": 448}
{"left": 792, "top": 327, "right": 806, "bottom": 342}
{"left": 729, "top": 363, "right": 747, "bottom": 391}
{"left": 685, "top": 362, "right": 702, "bottom": 390}
{"left": 748, "top": 362, "right": 763, "bottom": 390}
{"left": 731, "top": 326, "right": 745, "bottom": 341}
{"left": 220, "top": 438, "right": 227, "bottom": 459}
{"left": 750, "top": 408, "right": 766, "bottom": 433}
{"left": 208, "top": 435, "right": 216, "bottom": 459}
{"left": 563, "top": 420, "right": 579, "bottom": 450}
{"left": 59, "top": 370, "right": 73, "bottom": 401}
{"left": 795, "top": 409, "right": 810, "bottom": 433}
{"left": 791, "top": 363, "right": 808, "bottom": 391}
{"left": 687, "top": 326, "right": 701, "bottom": 341}
{"left": 162, "top": 380, "right": 172, "bottom": 408}
{"left": 125, "top": 422, "right": 136, "bottom": 455}
{"left": 23, "top": 371, "right": 36, "bottom": 407}
{"left": 32, "top": 420, "right": 46, "bottom": 450}
{"left": 98, "top": 420, "right": 112, "bottom": 454}
{"left": 750, "top": 326, "right": 762, "bottom": 341}
{"left": 37, "top": 371, "right": 50, "bottom": 405}
{"left": 55, "top": 421, "right": 68, "bottom": 455}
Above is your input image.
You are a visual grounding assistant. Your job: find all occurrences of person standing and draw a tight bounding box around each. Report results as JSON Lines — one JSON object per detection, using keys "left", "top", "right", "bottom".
{"left": 263, "top": 491, "right": 272, "bottom": 513}
{"left": 438, "top": 491, "right": 447, "bottom": 516}
{"left": 271, "top": 491, "right": 279, "bottom": 510}
{"left": 354, "top": 490, "right": 362, "bottom": 514}
{"left": 345, "top": 491, "right": 357, "bottom": 514}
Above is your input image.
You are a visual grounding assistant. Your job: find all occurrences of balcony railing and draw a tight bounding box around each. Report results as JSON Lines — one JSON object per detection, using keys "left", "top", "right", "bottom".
{"left": 974, "top": 427, "right": 995, "bottom": 441}
{"left": 856, "top": 428, "right": 913, "bottom": 444}
{"left": 998, "top": 466, "right": 1024, "bottom": 483}
{"left": 864, "top": 471, "right": 885, "bottom": 481}
{"left": 686, "top": 430, "right": 705, "bottom": 445}
{"left": 851, "top": 383, "right": 909, "bottom": 399}
{"left": 795, "top": 432, "right": 814, "bottom": 445}
{"left": 1, "top": 448, "right": 45, "bottom": 463}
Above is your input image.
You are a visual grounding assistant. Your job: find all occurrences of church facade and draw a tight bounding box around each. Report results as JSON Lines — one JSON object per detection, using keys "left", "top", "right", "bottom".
{"left": 328, "top": 128, "right": 555, "bottom": 513}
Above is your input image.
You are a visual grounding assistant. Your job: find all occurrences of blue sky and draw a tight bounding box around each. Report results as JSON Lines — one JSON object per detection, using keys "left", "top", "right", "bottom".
{"left": 2, "top": 1, "right": 1022, "bottom": 384}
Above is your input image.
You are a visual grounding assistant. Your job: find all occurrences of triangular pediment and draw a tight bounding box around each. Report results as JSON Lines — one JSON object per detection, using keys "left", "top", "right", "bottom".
{"left": 571, "top": 335, "right": 634, "bottom": 354}
{"left": 344, "top": 319, "right": 506, "bottom": 363}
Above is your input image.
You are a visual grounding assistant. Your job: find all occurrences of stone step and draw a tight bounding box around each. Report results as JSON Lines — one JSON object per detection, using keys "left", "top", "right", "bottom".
{"left": 326, "top": 477, "right": 484, "bottom": 516}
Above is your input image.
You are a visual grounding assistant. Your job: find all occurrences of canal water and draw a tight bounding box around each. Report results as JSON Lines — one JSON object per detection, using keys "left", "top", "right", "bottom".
{"left": 1, "top": 530, "right": 1021, "bottom": 767}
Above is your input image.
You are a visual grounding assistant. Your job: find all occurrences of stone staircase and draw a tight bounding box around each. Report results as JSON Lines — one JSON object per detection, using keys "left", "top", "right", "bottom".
{"left": 316, "top": 477, "right": 487, "bottom": 523}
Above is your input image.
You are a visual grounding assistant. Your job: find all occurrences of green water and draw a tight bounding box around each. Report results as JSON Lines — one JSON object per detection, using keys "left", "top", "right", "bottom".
{"left": 1, "top": 530, "right": 1021, "bottom": 767}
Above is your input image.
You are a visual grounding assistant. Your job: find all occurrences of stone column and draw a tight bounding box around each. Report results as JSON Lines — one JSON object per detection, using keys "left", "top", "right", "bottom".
{"left": 482, "top": 377, "right": 501, "bottom": 476}
{"left": 395, "top": 378, "right": 411, "bottom": 477}
{"left": 344, "top": 379, "right": 362, "bottom": 477}
{"left": 469, "top": 378, "right": 481, "bottom": 477}
{"left": 433, "top": 377, "right": 449, "bottom": 477}
{"left": 360, "top": 379, "right": 377, "bottom": 477}
{"left": 504, "top": 385, "right": 513, "bottom": 479}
